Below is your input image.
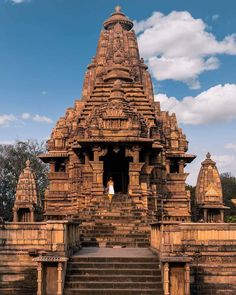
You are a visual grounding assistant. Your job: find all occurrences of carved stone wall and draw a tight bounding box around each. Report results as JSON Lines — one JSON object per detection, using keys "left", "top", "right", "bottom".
{"left": 39, "top": 7, "right": 194, "bottom": 221}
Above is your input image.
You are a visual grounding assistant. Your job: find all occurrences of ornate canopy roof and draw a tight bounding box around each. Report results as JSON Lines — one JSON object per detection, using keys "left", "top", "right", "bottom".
{"left": 14, "top": 160, "right": 39, "bottom": 206}
{"left": 195, "top": 153, "right": 224, "bottom": 206}
{"left": 103, "top": 6, "right": 133, "bottom": 31}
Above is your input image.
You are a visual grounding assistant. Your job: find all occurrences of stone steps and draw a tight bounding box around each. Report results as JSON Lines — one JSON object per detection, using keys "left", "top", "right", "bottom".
{"left": 64, "top": 289, "right": 164, "bottom": 295}
{"left": 0, "top": 267, "right": 37, "bottom": 295}
{"left": 66, "top": 282, "right": 162, "bottom": 290}
{"left": 79, "top": 194, "right": 153, "bottom": 248}
{"left": 191, "top": 284, "right": 236, "bottom": 295}
{"left": 0, "top": 289, "right": 35, "bottom": 295}
{"left": 67, "top": 268, "right": 161, "bottom": 276}
{"left": 64, "top": 248, "right": 164, "bottom": 295}
{"left": 69, "top": 262, "right": 158, "bottom": 269}
{"left": 66, "top": 275, "right": 161, "bottom": 282}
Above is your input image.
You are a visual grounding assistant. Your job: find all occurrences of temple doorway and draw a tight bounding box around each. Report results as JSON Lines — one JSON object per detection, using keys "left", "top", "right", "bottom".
{"left": 18, "top": 208, "right": 30, "bottom": 222}
{"left": 102, "top": 148, "right": 130, "bottom": 194}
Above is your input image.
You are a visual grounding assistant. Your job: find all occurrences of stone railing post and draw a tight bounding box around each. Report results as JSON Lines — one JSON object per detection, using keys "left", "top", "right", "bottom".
{"left": 57, "top": 262, "right": 63, "bottom": 295}
{"left": 185, "top": 263, "right": 190, "bottom": 295}
{"left": 36, "top": 262, "right": 43, "bottom": 295}
{"left": 163, "top": 262, "right": 169, "bottom": 295}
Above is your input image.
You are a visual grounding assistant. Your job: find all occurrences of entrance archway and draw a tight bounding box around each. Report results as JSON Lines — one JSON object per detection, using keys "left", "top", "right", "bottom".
{"left": 101, "top": 148, "right": 130, "bottom": 194}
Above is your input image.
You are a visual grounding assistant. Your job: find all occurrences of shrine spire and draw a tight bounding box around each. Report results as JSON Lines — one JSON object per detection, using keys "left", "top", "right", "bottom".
{"left": 103, "top": 5, "right": 133, "bottom": 30}
{"left": 115, "top": 5, "right": 121, "bottom": 13}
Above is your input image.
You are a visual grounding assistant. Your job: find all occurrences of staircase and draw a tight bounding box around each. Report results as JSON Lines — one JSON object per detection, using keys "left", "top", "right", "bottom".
{"left": 64, "top": 248, "right": 164, "bottom": 295}
{"left": 79, "top": 194, "right": 153, "bottom": 248}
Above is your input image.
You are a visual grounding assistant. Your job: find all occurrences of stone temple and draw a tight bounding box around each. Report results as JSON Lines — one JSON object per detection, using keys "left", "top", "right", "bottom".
{"left": 0, "top": 6, "right": 235, "bottom": 295}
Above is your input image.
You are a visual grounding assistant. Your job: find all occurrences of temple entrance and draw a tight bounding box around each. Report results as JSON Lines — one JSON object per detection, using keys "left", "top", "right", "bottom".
{"left": 18, "top": 208, "right": 30, "bottom": 222}
{"left": 102, "top": 148, "right": 130, "bottom": 194}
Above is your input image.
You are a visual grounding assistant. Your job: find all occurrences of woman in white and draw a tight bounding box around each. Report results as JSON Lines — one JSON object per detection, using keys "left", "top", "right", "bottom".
{"left": 107, "top": 177, "right": 114, "bottom": 202}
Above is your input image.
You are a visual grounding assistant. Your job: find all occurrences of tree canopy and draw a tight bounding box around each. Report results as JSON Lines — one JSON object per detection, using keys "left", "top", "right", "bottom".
{"left": 221, "top": 173, "right": 236, "bottom": 222}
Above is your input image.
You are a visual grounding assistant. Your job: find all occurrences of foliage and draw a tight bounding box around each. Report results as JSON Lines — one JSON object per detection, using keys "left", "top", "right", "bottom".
{"left": 221, "top": 173, "right": 236, "bottom": 222}
{"left": 0, "top": 140, "right": 49, "bottom": 221}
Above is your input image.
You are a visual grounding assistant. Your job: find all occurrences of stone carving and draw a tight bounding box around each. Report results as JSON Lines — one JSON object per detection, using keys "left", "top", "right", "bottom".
{"left": 195, "top": 153, "right": 229, "bottom": 222}
{"left": 39, "top": 6, "right": 194, "bottom": 222}
{"left": 13, "top": 160, "right": 42, "bottom": 222}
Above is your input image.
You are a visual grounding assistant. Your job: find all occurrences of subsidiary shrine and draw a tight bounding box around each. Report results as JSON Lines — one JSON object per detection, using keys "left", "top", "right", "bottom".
{"left": 0, "top": 7, "right": 235, "bottom": 295}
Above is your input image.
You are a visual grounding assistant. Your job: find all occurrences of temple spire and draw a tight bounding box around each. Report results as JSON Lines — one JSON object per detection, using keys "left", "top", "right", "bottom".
{"left": 13, "top": 160, "right": 41, "bottom": 222}
{"left": 103, "top": 6, "right": 133, "bottom": 30}
{"left": 195, "top": 153, "right": 229, "bottom": 222}
{"left": 115, "top": 5, "right": 121, "bottom": 13}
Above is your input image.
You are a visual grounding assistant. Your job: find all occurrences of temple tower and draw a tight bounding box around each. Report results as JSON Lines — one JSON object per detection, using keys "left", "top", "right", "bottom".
{"left": 39, "top": 7, "right": 195, "bottom": 224}
{"left": 13, "top": 160, "right": 41, "bottom": 222}
{"left": 195, "top": 152, "right": 228, "bottom": 222}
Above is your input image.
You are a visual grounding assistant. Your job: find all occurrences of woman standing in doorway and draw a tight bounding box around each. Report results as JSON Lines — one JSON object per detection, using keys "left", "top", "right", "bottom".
{"left": 107, "top": 177, "right": 114, "bottom": 203}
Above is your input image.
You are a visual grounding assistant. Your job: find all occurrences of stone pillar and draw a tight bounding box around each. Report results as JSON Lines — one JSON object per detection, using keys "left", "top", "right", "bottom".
{"left": 84, "top": 152, "right": 90, "bottom": 164}
{"left": 57, "top": 262, "right": 63, "bottom": 295}
{"left": 13, "top": 208, "right": 18, "bottom": 222}
{"left": 166, "top": 159, "right": 170, "bottom": 174}
{"left": 220, "top": 210, "right": 224, "bottom": 222}
{"left": 203, "top": 209, "right": 207, "bottom": 222}
{"left": 126, "top": 146, "right": 144, "bottom": 198}
{"left": 185, "top": 263, "right": 190, "bottom": 295}
{"left": 30, "top": 208, "right": 35, "bottom": 222}
{"left": 125, "top": 146, "right": 141, "bottom": 164}
{"left": 141, "top": 152, "right": 154, "bottom": 188}
{"left": 163, "top": 262, "right": 169, "bottom": 295}
{"left": 89, "top": 146, "right": 108, "bottom": 196}
{"left": 128, "top": 162, "right": 145, "bottom": 196}
{"left": 50, "top": 161, "right": 56, "bottom": 172}
{"left": 179, "top": 160, "right": 185, "bottom": 174}
{"left": 37, "top": 262, "right": 43, "bottom": 295}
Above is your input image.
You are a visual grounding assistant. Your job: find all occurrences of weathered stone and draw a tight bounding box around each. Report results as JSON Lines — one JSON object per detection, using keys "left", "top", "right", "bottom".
{"left": 0, "top": 6, "right": 235, "bottom": 295}
{"left": 195, "top": 153, "right": 229, "bottom": 222}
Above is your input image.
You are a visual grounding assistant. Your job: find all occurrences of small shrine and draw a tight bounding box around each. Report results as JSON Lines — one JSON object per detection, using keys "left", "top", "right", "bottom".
{"left": 13, "top": 160, "right": 41, "bottom": 222}
{"left": 195, "top": 152, "right": 229, "bottom": 222}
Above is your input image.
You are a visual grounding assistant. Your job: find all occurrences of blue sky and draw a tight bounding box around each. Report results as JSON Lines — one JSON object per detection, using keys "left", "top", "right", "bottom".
{"left": 0, "top": 0, "right": 236, "bottom": 184}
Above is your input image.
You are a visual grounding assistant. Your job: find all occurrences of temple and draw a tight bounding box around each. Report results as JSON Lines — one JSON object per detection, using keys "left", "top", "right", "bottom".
{"left": 0, "top": 6, "right": 236, "bottom": 295}
{"left": 39, "top": 5, "right": 194, "bottom": 225}
{"left": 195, "top": 153, "right": 229, "bottom": 222}
{"left": 13, "top": 160, "right": 42, "bottom": 223}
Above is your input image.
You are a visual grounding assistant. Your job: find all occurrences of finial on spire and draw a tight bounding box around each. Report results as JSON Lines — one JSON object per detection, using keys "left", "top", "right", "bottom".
{"left": 115, "top": 5, "right": 121, "bottom": 13}
{"left": 26, "top": 159, "right": 30, "bottom": 168}
{"left": 206, "top": 152, "right": 211, "bottom": 159}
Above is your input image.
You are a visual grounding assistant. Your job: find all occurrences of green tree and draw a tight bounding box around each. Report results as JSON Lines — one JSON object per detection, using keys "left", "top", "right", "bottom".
{"left": 221, "top": 173, "right": 236, "bottom": 222}
{"left": 0, "top": 140, "right": 49, "bottom": 221}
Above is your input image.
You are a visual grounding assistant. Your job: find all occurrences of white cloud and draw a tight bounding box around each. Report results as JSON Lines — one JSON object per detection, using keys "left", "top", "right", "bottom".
{"left": 212, "top": 14, "right": 220, "bottom": 21}
{"left": 9, "top": 0, "right": 30, "bottom": 4}
{"left": 135, "top": 11, "right": 236, "bottom": 88}
{"left": 0, "top": 113, "right": 53, "bottom": 127}
{"left": 0, "top": 115, "right": 17, "bottom": 126}
{"left": 0, "top": 140, "right": 14, "bottom": 145}
{"left": 225, "top": 143, "right": 236, "bottom": 151}
{"left": 213, "top": 154, "right": 236, "bottom": 176}
{"left": 155, "top": 83, "right": 236, "bottom": 125}
{"left": 32, "top": 114, "right": 53, "bottom": 124}
{"left": 149, "top": 56, "right": 219, "bottom": 89}
{"left": 21, "top": 113, "right": 31, "bottom": 120}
